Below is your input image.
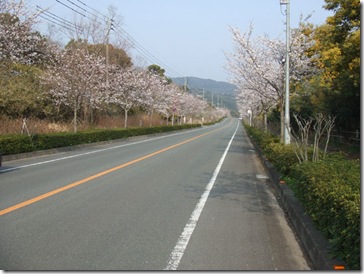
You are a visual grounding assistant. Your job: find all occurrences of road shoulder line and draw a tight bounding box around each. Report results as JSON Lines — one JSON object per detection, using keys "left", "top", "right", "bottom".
{"left": 164, "top": 121, "right": 239, "bottom": 270}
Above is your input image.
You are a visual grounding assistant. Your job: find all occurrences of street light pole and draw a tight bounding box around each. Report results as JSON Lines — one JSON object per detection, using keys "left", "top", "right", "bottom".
{"left": 281, "top": 0, "right": 291, "bottom": 144}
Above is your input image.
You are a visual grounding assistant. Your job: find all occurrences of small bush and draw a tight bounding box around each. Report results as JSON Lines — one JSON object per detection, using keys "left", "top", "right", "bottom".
{"left": 264, "top": 142, "right": 298, "bottom": 174}
{"left": 244, "top": 124, "right": 279, "bottom": 149}
{"left": 245, "top": 124, "right": 296, "bottom": 173}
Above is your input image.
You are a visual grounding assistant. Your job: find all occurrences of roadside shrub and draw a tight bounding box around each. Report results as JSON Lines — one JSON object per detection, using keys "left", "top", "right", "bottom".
{"left": 0, "top": 124, "right": 201, "bottom": 156}
{"left": 245, "top": 124, "right": 360, "bottom": 269}
{"left": 245, "top": 124, "right": 296, "bottom": 173}
{"left": 244, "top": 124, "right": 279, "bottom": 149}
{"left": 0, "top": 134, "right": 35, "bottom": 155}
{"left": 291, "top": 159, "right": 360, "bottom": 269}
{"left": 264, "top": 142, "right": 298, "bottom": 174}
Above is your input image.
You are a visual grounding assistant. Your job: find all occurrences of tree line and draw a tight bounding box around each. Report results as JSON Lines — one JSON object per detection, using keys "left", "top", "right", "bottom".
{"left": 226, "top": 0, "right": 360, "bottom": 142}
{"left": 0, "top": 0, "right": 227, "bottom": 133}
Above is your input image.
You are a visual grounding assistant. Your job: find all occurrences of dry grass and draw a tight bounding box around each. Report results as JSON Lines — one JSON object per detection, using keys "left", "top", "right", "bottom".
{"left": 0, "top": 114, "right": 168, "bottom": 135}
{"left": 0, "top": 117, "right": 70, "bottom": 135}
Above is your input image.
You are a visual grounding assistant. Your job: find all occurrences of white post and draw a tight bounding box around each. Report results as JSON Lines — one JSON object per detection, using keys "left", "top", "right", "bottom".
{"left": 247, "top": 109, "right": 252, "bottom": 126}
{"left": 281, "top": 0, "right": 291, "bottom": 144}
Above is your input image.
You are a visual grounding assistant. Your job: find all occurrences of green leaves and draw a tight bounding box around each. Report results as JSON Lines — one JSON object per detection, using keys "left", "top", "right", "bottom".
{"left": 0, "top": 63, "right": 45, "bottom": 118}
{"left": 292, "top": 161, "right": 360, "bottom": 269}
{"left": 309, "top": 0, "right": 361, "bottom": 131}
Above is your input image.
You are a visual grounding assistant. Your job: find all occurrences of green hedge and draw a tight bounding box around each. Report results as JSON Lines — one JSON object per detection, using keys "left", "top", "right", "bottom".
{"left": 244, "top": 124, "right": 360, "bottom": 270}
{"left": 244, "top": 125, "right": 279, "bottom": 149}
{"left": 290, "top": 157, "right": 360, "bottom": 269}
{"left": 0, "top": 124, "right": 201, "bottom": 156}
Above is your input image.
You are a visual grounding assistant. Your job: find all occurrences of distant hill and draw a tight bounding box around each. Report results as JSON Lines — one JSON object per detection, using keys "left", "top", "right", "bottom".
{"left": 171, "top": 77, "right": 238, "bottom": 116}
{"left": 171, "top": 77, "right": 236, "bottom": 95}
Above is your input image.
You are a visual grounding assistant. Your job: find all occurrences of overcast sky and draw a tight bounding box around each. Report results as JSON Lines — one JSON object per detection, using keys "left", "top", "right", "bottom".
{"left": 29, "top": 0, "right": 333, "bottom": 82}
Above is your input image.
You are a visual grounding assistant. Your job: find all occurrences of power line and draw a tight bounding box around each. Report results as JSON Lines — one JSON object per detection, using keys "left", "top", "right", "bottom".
{"left": 65, "top": 0, "right": 87, "bottom": 14}
{"left": 38, "top": 14, "right": 75, "bottom": 31}
{"left": 55, "top": 0, "right": 86, "bottom": 18}
{"left": 76, "top": 0, "right": 109, "bottom": 21}
{"left": 63, "top": 0, "right": 184, "bottom": 78}
{"left": 38, "top": 13, "right": 76, "bottom": 32}
{"left": 35, "top": 0, "right": 184, "bottom": 78}
{"left": 36, "top": 6, "right": 81, "bottom": 32}
{"left": 112, "top": 25, "right": 184, "bottom": 78}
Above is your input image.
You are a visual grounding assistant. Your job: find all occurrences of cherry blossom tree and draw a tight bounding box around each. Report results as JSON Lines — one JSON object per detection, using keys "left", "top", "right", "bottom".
{"left": 155, "top": 83, "right": 179, "bottom": 125}
{"left": 106, "top": 67, "right": 148, "bottom": 128}
{"left": 0, "top": 0, "right": 51, "bottom": 65}
{"left": 226, "top": 22, "right": 316, "bottom": 141}
{"left": 141, "top": 70, "right": 169, "bottom": 126}
{"left": 152, "top": 81, "right": 173, "bottom": 125}
{"left": 171, "top": 91, "right": 185, "bottom": 125}
{"left": 234, "top": 77, "right": 276, "bottom": 130}
{"left": 185, "top": 94, "right": 209, "bottom": 124}
{"left": 226, "top": 24, "right": 283, "bottom": 137}
{"left": 178, "top": 92, "right": 204, "bottom": 124}
{"left": 0, "top": 0, "right": 60, "bottom": 120}
{"left": 42, "top": 47, "right": 106, "bottom": 132}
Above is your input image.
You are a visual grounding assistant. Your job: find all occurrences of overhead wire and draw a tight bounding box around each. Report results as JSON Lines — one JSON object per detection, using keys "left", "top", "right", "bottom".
{"left": 61, "top": 0, "right": 185, "bottom": 78}
{"left": 112, "top": 25, "right": 184, "bottom": 78}
{"left": 55, "top": 0, "right": 87, "bottom": 18}
{"left": 65, "top": 0, "right": 87, "bottom": 14}
{"left": 37, "top": 13, "right": 76, "bottom": 32}
{"left": 33, "top": 0, "right": 185, "bottom": 78}
{"left": 36, "top": 5, "right": 81, "bottom": 32}
{"left": 76, "top": 0, "right": 109, "bottom": 21}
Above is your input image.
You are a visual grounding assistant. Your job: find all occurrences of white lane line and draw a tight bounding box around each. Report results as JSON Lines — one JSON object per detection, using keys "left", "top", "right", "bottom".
{"left": 0, "top": 127, "right": 207, "bottom": 174}
{"left": 164, "top": 121, "right": 240, "bottom": 270}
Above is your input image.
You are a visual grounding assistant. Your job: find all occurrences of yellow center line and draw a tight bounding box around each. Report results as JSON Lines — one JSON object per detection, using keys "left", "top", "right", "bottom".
{"left": 0, "top": 123, "right": 230, "bottom": 217}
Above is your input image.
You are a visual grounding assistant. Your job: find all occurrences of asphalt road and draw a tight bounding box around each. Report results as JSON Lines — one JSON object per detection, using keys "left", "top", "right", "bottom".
{"left": 0, "top": 118, "right": 311, "bottom": 270}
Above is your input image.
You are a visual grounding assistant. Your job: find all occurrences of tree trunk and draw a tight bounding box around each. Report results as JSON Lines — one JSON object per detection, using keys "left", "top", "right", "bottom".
{"left": 73, "top": 98, "right": 78, "bottom": 133}
{"left": 90, "top": 107, "right": 94, "bottom": 125}
{"left": 149, "top": 109, "right": 153, "bottom": 127}
{"left": 124, "top": 109, "right": 128, "bottom": 128}
{"left": 263, "top": 111, "right": 268, "bottom": 132}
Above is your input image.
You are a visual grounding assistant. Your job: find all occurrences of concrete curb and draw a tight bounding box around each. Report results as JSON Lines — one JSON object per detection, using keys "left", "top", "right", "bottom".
{"left": 249, "top": 139, "right": 347, "bottom": 270}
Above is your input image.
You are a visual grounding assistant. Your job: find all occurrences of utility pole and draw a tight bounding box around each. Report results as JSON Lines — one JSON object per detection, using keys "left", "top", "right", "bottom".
{"left": 184, "top": 77, "right": 188, "bottom": 93}
{"left": 280, "top": 0, "right": 291, "bottom": 144}
{"left": 105, "top": 18, "right": 112, "bottom": 89}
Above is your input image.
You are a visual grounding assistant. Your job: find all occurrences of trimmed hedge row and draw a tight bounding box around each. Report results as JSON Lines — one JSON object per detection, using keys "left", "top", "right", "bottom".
{"left": 0, "top": 124, "right": 201, "bottom": 156}
{"left": 291, "top": 158, "right": 360, "bottom": 269}
{"left": 245, "top": 124, "right": 360, "bottom": 270}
